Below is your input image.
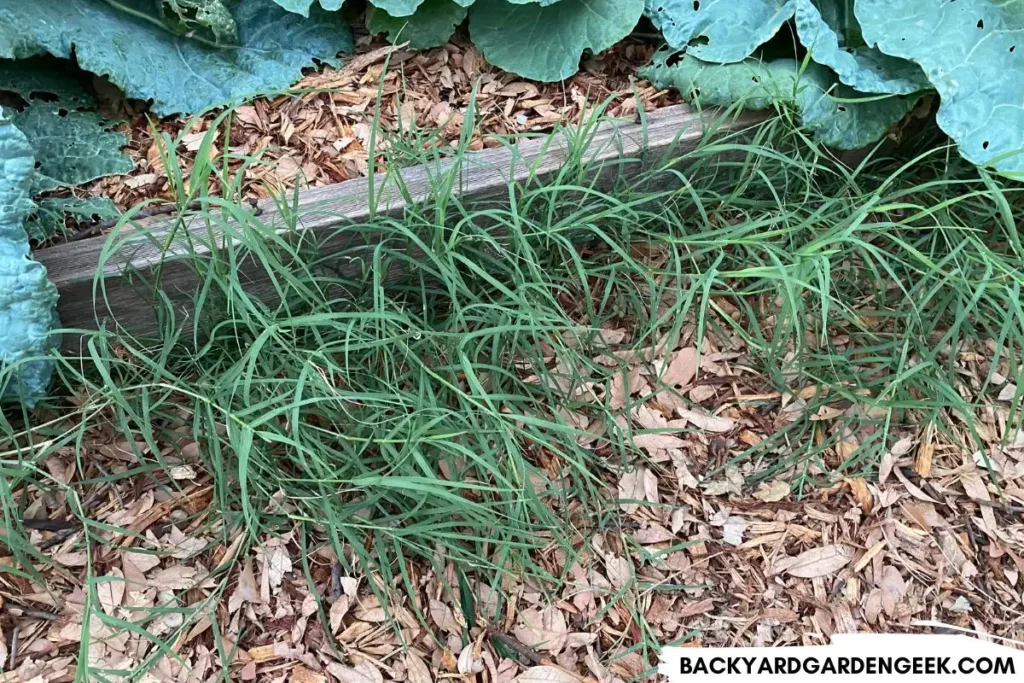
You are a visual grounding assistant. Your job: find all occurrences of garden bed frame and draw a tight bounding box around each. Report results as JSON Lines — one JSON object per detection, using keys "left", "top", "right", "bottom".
{"left": 36, "top": 105, "right": 763, "bottom": 351}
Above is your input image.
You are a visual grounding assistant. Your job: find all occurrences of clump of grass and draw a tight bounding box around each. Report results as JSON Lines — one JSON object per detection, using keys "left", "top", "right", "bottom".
{"left": 1, "top": 101, "right": 1022, "bottom": 679}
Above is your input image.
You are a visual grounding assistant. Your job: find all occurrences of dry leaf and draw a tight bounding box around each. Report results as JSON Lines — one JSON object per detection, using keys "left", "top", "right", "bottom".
{"left": 329, "top": 595, "right": 351, "bottom": 634}
{"left": 97, "top": 569, "right": 125, "bottom": 616}
{"left": 773, "top": 545, "right": 855, "bottom": 578}
{"left": 605, "top": 555, "right": 633, "bottom": 590}
{"left": 512, "top": 667, "right": 579, "bottom": 683}
{"left": 663, "top": 348, "right": 697, "bottom": 387}
{"left": 292, "top": 666, "right": 327, "bottom": 683}
{"left": 677, "top": 409, "right": 735, "bottom": 433}
{"left": 678, "top": 598, "right": 714, "bottom": 618}
{"left": 753, "top": 480, "right": 790, "bottom": 502}
{"left": 429, "top": 599, "right": 462, "bottom": 635}
{"left": 513, "top": 606, "right": 568, "bottom": 654}
{"left": 845, "top": 478, "right": 873, "bottom": 512}
{"left": 405, "top": 652, "right": 433, "bottom": 683}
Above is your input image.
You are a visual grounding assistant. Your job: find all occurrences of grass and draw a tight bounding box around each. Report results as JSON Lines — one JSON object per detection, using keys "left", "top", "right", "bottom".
{"left": 1, "top": 100, "right": 1023, "bottom": 680}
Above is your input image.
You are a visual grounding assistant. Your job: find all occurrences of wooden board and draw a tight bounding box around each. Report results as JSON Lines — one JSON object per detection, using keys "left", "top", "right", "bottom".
{"left": 36, "top": 105, "right": 764, "bottom": 351}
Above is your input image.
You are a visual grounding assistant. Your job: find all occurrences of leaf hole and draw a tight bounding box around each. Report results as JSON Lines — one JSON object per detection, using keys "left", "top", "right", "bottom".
{"left": 692, "top": 0, "right": 699, "bottom": 9}
{"left": 977, "top": 19, "right": 984, "bottom": 28}
{"left": 57, "top": 108, "right": 69, "bottom": 118}
{"left": 691, "top": 87, "right": 701, "bottom": 98}
{"left": 1011, "top": 45, "right": 1016, "bottom": 52}
{"left": 983, "top": 140, "right": 990, "bottom": 149}
{"left": 837, "top": 105, "right": 848, "bottom": 112}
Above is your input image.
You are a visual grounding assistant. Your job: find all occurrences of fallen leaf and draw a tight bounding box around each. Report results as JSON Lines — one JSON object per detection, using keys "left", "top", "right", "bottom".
{"left": 632, "top": 433, "right": 687, "bottom": 451}
{"left": 753, "top": 480, "right": 790, "bottom": 502}
{"left": 845, "top": 478, "right": 873, "bottom": 512}
{"left": 292, "top": 666, "right": 327, "bottom": 683}
{"left": 512, "top": 667, "right": 578, "bottom": 683}
{"left": 429, "top": 599, "right": 461, "bottom": 635}
{"left": 662, "top": 348, "right": 698, "bottom": 387}
{"left": 97, "top": 569, "right": 125, "bottom": 616}
{"left": 329, "top": 595, "right": 351, "bottom": 634}
{"left": 998, "top": 383, "right": 1018, "bottom": 402}
{"left": 773, "top": 545, "right": 855, "bottom": 578}
{"left": 677, "top": 409, "right": 735, "bottom": 433}
{"left": 405, "top": 652, "right": 433, "bottom": 683}
{"left": 605, "top": 555, "right": 633, "bottom": 590}
{"left": 678, "top": 598, "right": 714, "bottom": 618}
{"left": 513, "top": 606, "right": 568, "bottom": 654}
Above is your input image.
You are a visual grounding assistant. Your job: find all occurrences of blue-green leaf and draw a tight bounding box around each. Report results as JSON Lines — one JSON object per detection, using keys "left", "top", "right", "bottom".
{"left": 26, "top": 196, "right": 119, "bottom": 242}
{"left": 856, "top": 0, "right": 1024, "bottom": 174}
{"left": 640, "top": 50, "right": 918, "bottom": 149}
{"left": 271, "top": 0, "right": 343, "bottom": 16}
{"left": 0, "top": 59, "right": 134, "bottom": 193}
{"left": 0, "top": 108, "right": 58, "bottom": 404}
{"left": 369, "top": 0, "right": 468, "bottom": 49}
{"left": 470, "top": 0, "right": 643, "bottom": 81}
{"left": 794, "top": 0, "right": 928, "bottom": 95}
{"left": 644, "top": 0, "right": 795, "bottom": 63}
{"left": 0, "top": 0, "right": 353, "bottom": 116}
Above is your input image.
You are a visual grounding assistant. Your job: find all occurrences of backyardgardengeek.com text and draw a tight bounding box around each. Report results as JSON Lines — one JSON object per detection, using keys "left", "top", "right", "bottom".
{"left": 678, "top": 656, "right": 1015, "bottom": 676}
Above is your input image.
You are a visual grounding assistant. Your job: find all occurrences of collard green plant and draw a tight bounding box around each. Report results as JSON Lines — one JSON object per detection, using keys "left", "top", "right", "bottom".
{"left": 0, "top": 59, "right": 133, "bottom": 239}
{"left": 470, "top": 0, "right": 644, "bottom": 81}
{"left": 0, "top": 109, "right": 59, "bottom": 404}
{"left": 856, "top": 0, "right": 1024, "bottom": 174}
{"left": 645, "top": 0, "right": 795, "bottom": 63}
{"left": 369, "top": 0, "right": 469, "bottom": 48}
{"left": 642, "top": 0, "right": 1024, "bottom": 173}
{"left": 640, "top": 50, "right": 918, "bottom": 149}
{"left": 0, "top": 0, "right": 353, "bottom": 116}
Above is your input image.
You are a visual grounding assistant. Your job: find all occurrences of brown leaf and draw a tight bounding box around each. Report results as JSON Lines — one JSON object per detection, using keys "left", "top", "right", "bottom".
{"left": 632, "top": 433, "right": 688, "bottom": 452}
{"left": 676, "top": 409, "right": 735, "bottom": 433}
{"left": 329, "top": 595, "right": 351, "bottom": 634}
{"left": 845, "top": 478, "right": 873, "bottom": 512}
{"left": 773, "top": 545, "right": 855, "bottom": 578}
{"left": 512, "top": 667, "right": 579, "bottom": 683}
{"left": 292, "top": 666, "right": 327, "bottom": 683}
{"left": 429, "top": 599, "right": 462, "bottom": 635}
{"left": 513, "top": 606, "right": 568, "bottom": 654}
{"left": 405, "top": 652, "right": 433, "bottom": 683}
{"left": 678, "top": 598, "right": 714, "bottom": 618}
{"left": 753, "top": 480, "right": 790, "bottom": 502}
{"left": 97, "top": 569, "right": 125, "bottom": 616}
{"left": 662, "top": 348, "right": 698, "bottom": 387}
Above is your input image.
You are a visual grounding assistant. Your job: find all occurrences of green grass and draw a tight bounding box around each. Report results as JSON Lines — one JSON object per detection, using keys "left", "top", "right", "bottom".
{"left": 1, "top": 102, "right": 1023, "bottom": 680}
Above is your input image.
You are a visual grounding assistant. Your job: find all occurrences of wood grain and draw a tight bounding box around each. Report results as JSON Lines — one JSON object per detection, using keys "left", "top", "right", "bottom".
{"left": 36, "top": 105, "right": 764, "bottom": 351}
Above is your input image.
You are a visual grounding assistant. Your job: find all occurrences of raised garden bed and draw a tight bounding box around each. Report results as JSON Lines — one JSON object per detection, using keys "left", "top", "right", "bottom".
{"left": 37, "top": 104, "right": 764, "bottom": 351}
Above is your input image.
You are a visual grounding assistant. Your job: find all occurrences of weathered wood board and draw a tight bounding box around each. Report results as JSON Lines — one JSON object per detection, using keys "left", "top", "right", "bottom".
{"left": 36, "top": 105, "right": 764, "bottom": 351}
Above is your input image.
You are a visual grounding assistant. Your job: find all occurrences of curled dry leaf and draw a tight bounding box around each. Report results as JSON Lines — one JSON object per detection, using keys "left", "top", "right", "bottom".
{"left": 429, "top": 599, "right": 462, "bottom": 635}
{"left": 753, "top": 480, "right": 790, "bottom": 502}
{"left": 772, "top": 544, "right": 855, "bottom": 578}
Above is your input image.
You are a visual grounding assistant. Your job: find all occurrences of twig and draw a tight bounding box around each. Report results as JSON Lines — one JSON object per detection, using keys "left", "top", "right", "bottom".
{"left": 66, "top": 197, "right": 261, "bottom": 243}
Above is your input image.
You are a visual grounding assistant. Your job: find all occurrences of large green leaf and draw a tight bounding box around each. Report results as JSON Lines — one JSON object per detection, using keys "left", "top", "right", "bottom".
{"left": 0, "top": 60, "right": 134, "bottom": 193}
{"left": 270, "top": 0, "right": 343, "bottom": 16}
{"left": 470, "top": 0, "right": 643, "bottom": 81}
{"left": 369, "top": 0, "right": 468, "bottom": 48}
{"left": 0, "top": 108, "right": 58, "bottom": 404}
{"left": 644, "top": 0, "right": 795, "bottom": 63}
{"left": 856, "top": 0, "right": 1024, "bottom": 174}
{"left": 794, "top": 0, "right": 928, "bottom": 95}
{"left": 640, "top": 50, "right": 918, "bottom": 149}
{"left": 0, "top": 0, "right": 353, "bottom": 116}
{"left": 368, "top": 0, "right": 427, "bottom": 17}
